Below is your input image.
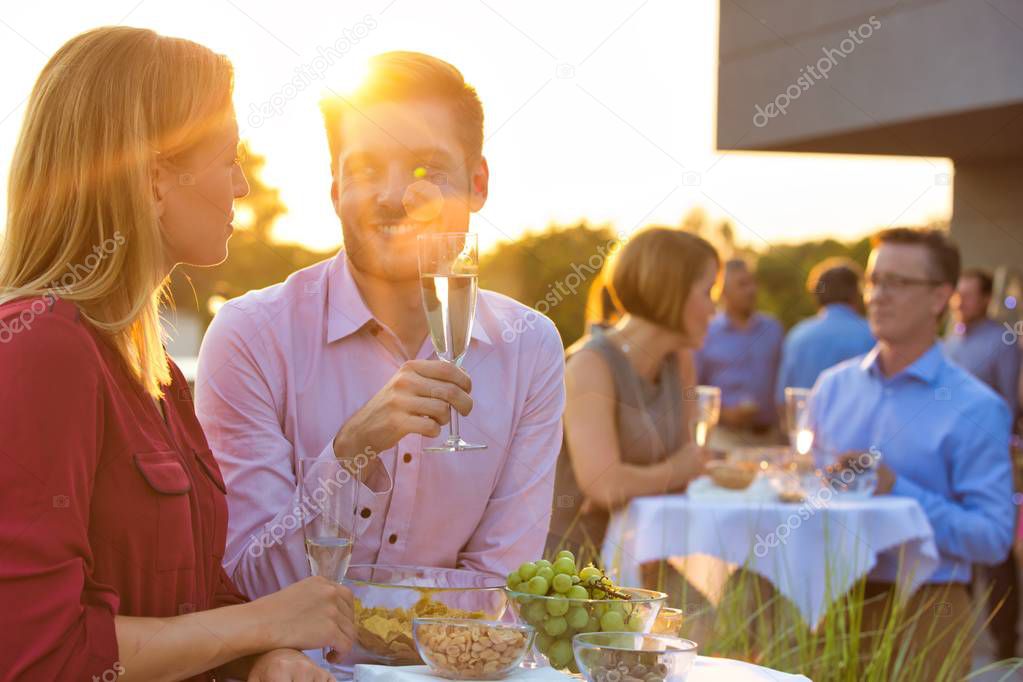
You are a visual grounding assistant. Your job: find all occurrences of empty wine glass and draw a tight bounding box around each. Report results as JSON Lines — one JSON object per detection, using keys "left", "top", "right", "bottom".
{"left": 418, "top": 232, "right": 486, "bottom": 452}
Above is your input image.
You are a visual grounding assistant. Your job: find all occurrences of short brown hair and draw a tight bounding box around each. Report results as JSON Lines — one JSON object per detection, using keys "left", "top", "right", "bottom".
{"left": 961, "top": 267, "right": 993, "bottom": 296}
{"left": 606, "top": 227, "right": 719, "bottom": 334}
{"left": 319, "top": 51, "right": 484, "bottom": 175}
{"left": 871, "top": 227, "right": 960, "bottom": 285}
{"left": 807, "top": 257, "right": 863, "bottom": 306}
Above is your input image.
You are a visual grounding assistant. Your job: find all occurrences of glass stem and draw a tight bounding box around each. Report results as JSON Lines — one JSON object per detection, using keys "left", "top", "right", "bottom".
{"left": 449, "top": 404, "right": 459, "bottom": 443}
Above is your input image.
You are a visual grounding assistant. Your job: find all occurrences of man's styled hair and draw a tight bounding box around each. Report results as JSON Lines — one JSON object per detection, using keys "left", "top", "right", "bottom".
{"left": 871, "top": 227, "right": 961, "bottom": 286}
{"left": 961, "top": 267, "right": 994, "bottom": 297}
{"left": 807, "top": 257, "right": 863, "bottom": 307}
{"left": 319, "top": 51, "right": 484, "bottom": 175}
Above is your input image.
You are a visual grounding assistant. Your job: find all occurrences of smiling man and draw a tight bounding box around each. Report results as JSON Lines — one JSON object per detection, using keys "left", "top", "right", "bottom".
{"left": 194, "top": 52, "right": 565, "bottom": 602}
{"left": 808, "top": 227, "right": 1013, "bottom": 675}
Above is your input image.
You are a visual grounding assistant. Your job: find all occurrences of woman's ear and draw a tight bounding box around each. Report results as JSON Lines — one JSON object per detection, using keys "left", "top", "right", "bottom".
{"left": 151, "top": 159, "right": 172, "bottom": 220}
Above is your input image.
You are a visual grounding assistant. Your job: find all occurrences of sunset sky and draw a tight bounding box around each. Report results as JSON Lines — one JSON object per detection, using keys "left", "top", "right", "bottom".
{"left": 0, "top": 0, "right": 953, "bottom": 253}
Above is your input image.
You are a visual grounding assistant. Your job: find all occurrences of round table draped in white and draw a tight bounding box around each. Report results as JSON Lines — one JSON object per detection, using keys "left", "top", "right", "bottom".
{"left": 601, "top": 492, "right": 938, "bottom": 626}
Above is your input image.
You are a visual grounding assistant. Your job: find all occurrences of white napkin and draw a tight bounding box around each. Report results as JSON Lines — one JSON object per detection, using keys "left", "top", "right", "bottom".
{"left": 353, "top": 664, "right": 572, "bottom": 681}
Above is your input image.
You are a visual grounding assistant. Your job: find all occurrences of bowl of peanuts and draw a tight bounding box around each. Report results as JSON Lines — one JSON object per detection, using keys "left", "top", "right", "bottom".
{"left": 413, "top": 618, "right": 535, "bottom": 680}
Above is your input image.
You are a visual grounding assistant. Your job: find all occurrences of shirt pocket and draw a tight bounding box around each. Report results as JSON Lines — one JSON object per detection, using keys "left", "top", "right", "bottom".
{"left": 133, "top": 451, "right": 196, "bottom": 573}
{"left": 192, "top": 447, "right": 229, "bottom": 560}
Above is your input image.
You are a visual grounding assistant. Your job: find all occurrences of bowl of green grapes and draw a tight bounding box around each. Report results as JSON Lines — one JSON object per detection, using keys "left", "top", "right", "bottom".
{"left": 505, "top": 551, "right": 667, "bottom": 673}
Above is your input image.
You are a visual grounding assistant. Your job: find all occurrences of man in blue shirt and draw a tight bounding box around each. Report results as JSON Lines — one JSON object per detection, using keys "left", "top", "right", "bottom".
{"left": 944, "top": 267, "right": 1021, "bottom": 660}
{"left": 775, "top": 258, "right": 874, "bottom": 408}
{"left": 809, "top": 228, "right": 1013, "bottom": 675}
{"left": 945, "top": 268, "right": 1021, "bottom": 417}
{"left": 696, "top": 259, "right": 783, "bottom": 448}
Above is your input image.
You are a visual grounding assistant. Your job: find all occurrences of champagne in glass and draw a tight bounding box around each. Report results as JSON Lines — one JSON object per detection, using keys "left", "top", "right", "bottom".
{"left": 690, "top": 385, "right": 721, "bottom": 448}
{"left": 783, "top": 387, "right": 814, "bottom": 456}
{"left": 418, "top": 232, "right": 486, "bottom": 452}
{"left": 297, "top": 457, "right": 360, "bottom": 664}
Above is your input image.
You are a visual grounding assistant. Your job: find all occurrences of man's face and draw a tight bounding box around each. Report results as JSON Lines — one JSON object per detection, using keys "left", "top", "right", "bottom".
{"left": 864, "top": 243, "right": 952, "bottom": 345}
{"left": 332, "top": 99, "right": 488, "bottom": 281}
{"left": 951, "top": 275, "right": 989, "bottom": 325}
{"left": 722, "top": 266, "right": 757, "bottom": 315}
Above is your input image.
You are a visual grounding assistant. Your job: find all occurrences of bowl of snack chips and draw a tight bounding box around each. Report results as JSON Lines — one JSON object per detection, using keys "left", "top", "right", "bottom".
{"left": 343, "top": 565, "right": 508, "bottom": 665}
{"left": 413, "top": 618, "right": 534, "bottom": 680}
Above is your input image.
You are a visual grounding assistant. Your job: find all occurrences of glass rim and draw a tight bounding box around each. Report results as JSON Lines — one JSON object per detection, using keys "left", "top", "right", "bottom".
{"left": 342, "top": 563, "right": 506, "bottom": 591}
{"left": 572, "top": 632, "right": 698, "bottom": 653}
{"left": 413, "top": 617, "right": 534, "bottom": 633}
{"left": 505, "top": 586, "right": 667, "bottom": 604}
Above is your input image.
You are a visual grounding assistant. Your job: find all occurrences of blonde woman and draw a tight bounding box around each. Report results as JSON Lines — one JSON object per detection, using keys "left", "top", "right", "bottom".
{"left": 0, "top": 28, "right": 353, "bottom": 681}
{"left": 547, "top": 227, "right": 719, "bottom": 564}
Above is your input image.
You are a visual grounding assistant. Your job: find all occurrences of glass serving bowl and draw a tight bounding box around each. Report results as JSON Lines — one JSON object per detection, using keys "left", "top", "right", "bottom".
{"left": 505, "top": 587, "right": 667, "bottom": 673}
{"left": 413, "top": 617, "right": 535, "bottom": 680}
{"left": 343, "top": 565, "right": 507, "bottom": 665}
{"left": 573, "top": 633, "right": 698, "bottom": 682}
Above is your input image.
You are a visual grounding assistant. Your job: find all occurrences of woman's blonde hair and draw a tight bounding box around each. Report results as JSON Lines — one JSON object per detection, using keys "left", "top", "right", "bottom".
{"left": 604, "top": 226, "right": 718, "bottom": 334}
{"left": 0, "top": 26, "right": 234, "bottom": 397}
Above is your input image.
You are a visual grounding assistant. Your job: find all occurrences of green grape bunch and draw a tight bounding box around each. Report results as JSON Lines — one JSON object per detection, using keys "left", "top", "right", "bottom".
{"left": 504, "top": 551, "right": 655, "bottom": 672}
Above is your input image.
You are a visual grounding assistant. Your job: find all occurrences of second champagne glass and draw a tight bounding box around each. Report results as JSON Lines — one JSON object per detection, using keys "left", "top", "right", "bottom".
{"left": 297, "top": 457, "right": 360, "bottom": 663}
{"left": 690, "top": 385, "right": 721, "bottom": 448}
{"left": 418, "top": 232, "right": 486, "bottom": 452}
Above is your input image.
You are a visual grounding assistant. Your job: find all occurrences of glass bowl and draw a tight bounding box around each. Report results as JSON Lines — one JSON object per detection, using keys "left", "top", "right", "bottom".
{"left": 573, "top": 633, "right": 698, "bottom": 682}
{"left": 413, "top": 618, "right": 535, "bottom": 680}
{"left": 343, "top": 565, "right": 507, "bottom": 665}
{"left": 505, "top": 587, "right": 666, "bottom": 673}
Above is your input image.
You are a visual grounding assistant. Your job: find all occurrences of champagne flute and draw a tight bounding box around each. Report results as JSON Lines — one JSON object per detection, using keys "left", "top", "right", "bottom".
{"left": 783, "top": 387, "right": 814, "bottom": 456}
{"left": 297, "top": 457, "right": 360, "bottom": 663}
{"left": 690, "top": 385, "right": 721, "bottom": 449}
{"left": 418, "top": 232, "right": 486, "bottom": 452}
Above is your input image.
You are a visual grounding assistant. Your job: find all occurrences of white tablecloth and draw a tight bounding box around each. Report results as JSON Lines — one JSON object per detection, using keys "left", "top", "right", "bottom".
{"left": 354, "top": 658, "right": 811, "bottom": 681}
{"left": 602, "top": 492, "right": 938, "bottom": 626}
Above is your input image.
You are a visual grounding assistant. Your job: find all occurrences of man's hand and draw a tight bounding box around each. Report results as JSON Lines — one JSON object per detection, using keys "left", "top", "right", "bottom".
{"left": 828, "top": 451, "right": 894, "bottom": 495}
{"left": 333, "top": 359, "right": 473, "bottom": 459}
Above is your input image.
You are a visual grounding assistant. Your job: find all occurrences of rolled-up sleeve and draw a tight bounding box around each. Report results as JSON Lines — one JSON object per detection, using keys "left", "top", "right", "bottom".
{"left": 457, "top": 319, "right": 565, "bottom": 576}
{"left": 195, "top": 302, "right": 384, "bottom": 599}
{"left": 0, "top": 313, "right": 119, "bottom": 679}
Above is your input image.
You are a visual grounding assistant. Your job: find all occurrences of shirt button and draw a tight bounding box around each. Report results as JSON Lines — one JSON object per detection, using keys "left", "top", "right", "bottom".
{"left": 403, "top": 453, "right": 412, "bottom": 464}
{"left": 360, "top": 508, "right": 372, "bottom": 519}
{"left": 388, "top": 533, "right": 398, "bottom": 544}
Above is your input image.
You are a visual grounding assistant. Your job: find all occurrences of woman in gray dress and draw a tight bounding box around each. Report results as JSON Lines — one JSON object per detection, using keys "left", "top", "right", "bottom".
{"left": 547, "top": 227, "right": 719, "bottom": 566}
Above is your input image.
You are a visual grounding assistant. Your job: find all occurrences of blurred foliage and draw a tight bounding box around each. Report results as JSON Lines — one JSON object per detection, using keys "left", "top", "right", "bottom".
{"left": 169, "top": 143, "right": 935, "bottom": 346}
{"left": 166, "top": 142, "right": 331, "bottom": 329}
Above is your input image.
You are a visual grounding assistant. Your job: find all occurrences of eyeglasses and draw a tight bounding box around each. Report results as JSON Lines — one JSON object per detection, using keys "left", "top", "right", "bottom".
{"left": 864, "top": 273, "right": 944, "bottom": 294}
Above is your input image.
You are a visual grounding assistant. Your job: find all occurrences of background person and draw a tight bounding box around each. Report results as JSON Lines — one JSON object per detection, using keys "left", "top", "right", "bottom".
{"left": 546, "top": 227, "right": 717, "bottom": 565}
{"left": 695, "top": 259, "right": 784, "bottom": 448}
{"left": 775, "top": 257, "right": 874, "bottom": 409}
{"left": 809, "top": 228, "right": 1014, "bottom": 679}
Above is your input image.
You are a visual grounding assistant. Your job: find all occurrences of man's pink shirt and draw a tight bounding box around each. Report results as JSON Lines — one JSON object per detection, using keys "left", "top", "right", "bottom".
{"left": 194, "top": 252, "right": 565, "bottom": 598}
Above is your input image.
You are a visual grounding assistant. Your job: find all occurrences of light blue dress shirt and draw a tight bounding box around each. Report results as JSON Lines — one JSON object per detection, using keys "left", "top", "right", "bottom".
{"left": 695, "top": 312, "right": 784, "bottom": 427}
{"left": 944, "top": 317, "right": 1021, "bottom": 418}
{"left": 775, "top": 303, "right": 875, "bottom": 407}
{"left": 809, "top": 343, "right": 1013, "bottom": 583}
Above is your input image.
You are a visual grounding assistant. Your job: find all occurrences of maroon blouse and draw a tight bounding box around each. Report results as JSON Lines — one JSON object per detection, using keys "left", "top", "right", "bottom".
{"left": 0, "top": 297, "right": 247, "bottom": 680}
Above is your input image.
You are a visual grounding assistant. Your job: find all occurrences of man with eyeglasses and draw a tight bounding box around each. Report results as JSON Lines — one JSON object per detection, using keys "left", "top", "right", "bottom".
{"left": 808, "top": 227, "right": 1013, "bottom": 676}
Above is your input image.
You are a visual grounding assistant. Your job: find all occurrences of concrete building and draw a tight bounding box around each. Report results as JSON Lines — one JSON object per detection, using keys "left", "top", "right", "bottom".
{"left": 716, "top": 0, "right": 1023, "bottom": 318}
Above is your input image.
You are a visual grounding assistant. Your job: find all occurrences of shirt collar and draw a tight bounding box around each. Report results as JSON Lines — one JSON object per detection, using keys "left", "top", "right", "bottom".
{"left": 822, "top": 303, "right": 859, "bottom": 318}
{"left": 720, "top": 311, "right": 762, "bottom": 332}
{"left": 859, "top": 342, "right": 944, "bottom": 384}
{"left": 326, "top": 252, "right": 492, "bottom": 346}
